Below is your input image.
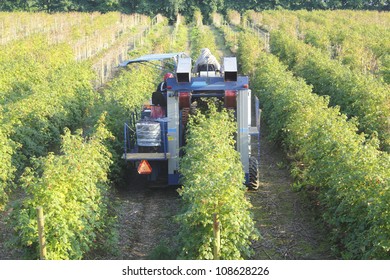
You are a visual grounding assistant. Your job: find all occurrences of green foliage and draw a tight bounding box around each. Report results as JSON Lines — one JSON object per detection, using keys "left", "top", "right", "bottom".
{"left": 0, "top": 112, "right": 17, "bottom": 210}
{"left": 247, "top": 9, "right": 390, "bottom": 77}
{"left": 237, "top": 31, "right": 264, "bottom": 76}
{"left": 219, "top": 26, "right": 234, "bottom": 53}
{"left": 177, "top": 103, "right": 258, "bottom": 260}
{"left": 243, "top": 40, "right": 390, "bottom": 258}
{"left": 2, "top": 1, "right": 388, "bottom": 15}
{"left": 4, "top": 60, "right": 97, "bottom": 167}
{"left": 148, "top": 242, "right": 178, "bottom": 260}
{"left": 270, "top": 30, "right": 390, "bottom": 151}
{"left": 0, "top": 36, "right": 74, "bottom": 105}
{"left": 0, "top": 36, "right": 97, "bottom": 210}
{"left": 190, "top": 25, "right": 219, "bottom": 62}
{"left": 0, "top": 35, "right": 97, "bottom": 174}
{"left": 226, "top": 9, "right": 241, "bottom": 25}
{"left": 9, "top": 118, "right": 113, "bottom": 260}
{"left": 193, "top": 8, "right": 203, "bottom": 26}
{"left": 1, "top": 11, "right": 167, "bottom": 259}
{"left": 295, "top": 10, "right": 390, "bottom": 81}
{"left": 380, "top": 54, "right": 390, "bottom": 84}
{"left": 171, "top": 21, "right": 189, "bottom": 52}
{"left": 0, "top": 0, "right": 120, "bottom": 12}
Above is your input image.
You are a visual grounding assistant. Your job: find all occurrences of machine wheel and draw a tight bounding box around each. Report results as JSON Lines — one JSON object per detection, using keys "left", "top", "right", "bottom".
{"left": 248, "top": 156, "right": 260, "bottom": 190}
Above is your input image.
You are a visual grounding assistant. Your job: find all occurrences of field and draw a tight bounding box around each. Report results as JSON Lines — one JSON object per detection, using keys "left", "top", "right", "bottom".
{"left": 0, "top": 10, "right": 389, "bottom": 260}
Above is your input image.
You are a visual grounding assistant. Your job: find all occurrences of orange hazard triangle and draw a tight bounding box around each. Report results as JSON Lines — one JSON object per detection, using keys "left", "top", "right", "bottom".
{"left": 138, "top": 160, "right": 152, "bottom": 175}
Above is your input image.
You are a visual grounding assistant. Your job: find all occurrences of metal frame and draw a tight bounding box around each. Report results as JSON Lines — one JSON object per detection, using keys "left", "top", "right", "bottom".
{"left": 121, "top": 53, "right": 259, "bottom": 186}
{"left": 236, "top": 89, "right": 251, "bottom": 183}
{"left": 167, "top": 89, "right": 180, "bottom": 185}
{"left": 119, "top": 52, "right": 189, "bottom": 67}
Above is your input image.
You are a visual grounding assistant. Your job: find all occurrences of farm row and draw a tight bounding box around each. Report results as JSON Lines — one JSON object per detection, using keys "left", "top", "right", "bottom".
{"left": 0, "top": 10, "right": 389, "bottom": 260}
{"left": 0, "top": 12, "right": 150, "bottom": 59}
{"left": 0, "top": 14, "right": 175, "bottom": 259}
{"left": 1, "top": 11, "right": 257, "bottom": 260}
{"left": 245, "top": 10, "right": 390, "bottom": 84}
{"left": 177, "top": 16, "right": 258, "bottom": 259}
{"left": 0, "top": 12, "right": 154, "bottom": 208}
{"left": 0, "top": 12, "right": 161, "bottom": 89}
{"left": 233, "top": 15, "right": 389, "bottom": 259}
{"left": 179, "top": 104, "right": 257, "bottom": 259}
{"left": 235, "top": 10, "right": 390, "bottom": 152}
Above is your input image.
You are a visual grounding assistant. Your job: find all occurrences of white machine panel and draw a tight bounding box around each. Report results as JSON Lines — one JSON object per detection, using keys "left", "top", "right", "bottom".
{"left": 236, "top": 89, "right": 251, "bottom": 175}
{"left": 167, "top": 90, "right": 180, "bottom": 174}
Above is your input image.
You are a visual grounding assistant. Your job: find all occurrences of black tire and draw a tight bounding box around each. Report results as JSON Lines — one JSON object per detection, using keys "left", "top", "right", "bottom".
{"left": 248, "top": 156, "right": 260, "bottom": 190}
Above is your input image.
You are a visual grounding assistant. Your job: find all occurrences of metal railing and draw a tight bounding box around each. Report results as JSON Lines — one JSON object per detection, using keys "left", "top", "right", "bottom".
{"left": 245, "top": 20, "right": 270, "bottom": 53}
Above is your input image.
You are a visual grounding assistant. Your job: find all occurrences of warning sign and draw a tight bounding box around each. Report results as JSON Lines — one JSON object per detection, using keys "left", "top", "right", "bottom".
{"left": 138, "top": 160, "right": 152, "bottom": 175}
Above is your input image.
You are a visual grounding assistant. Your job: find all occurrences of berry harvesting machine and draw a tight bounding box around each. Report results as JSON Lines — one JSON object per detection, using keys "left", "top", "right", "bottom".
{"left": 120, "top": 52, "right": 261, "bottom": 189}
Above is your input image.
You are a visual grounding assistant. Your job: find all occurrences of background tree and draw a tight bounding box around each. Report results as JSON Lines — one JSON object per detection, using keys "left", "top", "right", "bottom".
{"left": 0, "top": 0, "right": 38, "bottom": 11}
{"left": 0, "top": 1, "right": 388, "bottom": 21}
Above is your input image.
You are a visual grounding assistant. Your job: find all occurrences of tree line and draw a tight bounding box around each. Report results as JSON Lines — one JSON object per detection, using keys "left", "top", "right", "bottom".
{"left": 1, "top": 1, "right": 388, "bottom": 20}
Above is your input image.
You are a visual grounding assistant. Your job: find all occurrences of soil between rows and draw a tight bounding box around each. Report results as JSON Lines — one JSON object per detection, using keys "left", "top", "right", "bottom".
{"left": 247, "top": 120, "right": 332, "bottom": 259}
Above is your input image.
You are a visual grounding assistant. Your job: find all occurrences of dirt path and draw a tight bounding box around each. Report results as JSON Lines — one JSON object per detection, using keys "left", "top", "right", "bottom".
{"left": 111, "top": 181, "right": 181, "bottom": 259}
{"left": 208, "top": 25, "right": 234, "bottom": 59}
{"left": 248, "top": 121, "right": 332, "bottom": 259}
{"left": 0, "top": 208, "right": 22, "bottom": 260}
{"left": 89, "top": 170, "right": 181, "bottom": 260}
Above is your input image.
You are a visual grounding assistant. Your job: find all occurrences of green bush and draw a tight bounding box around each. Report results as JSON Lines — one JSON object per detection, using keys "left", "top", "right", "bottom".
{"left": 10, "top": 118, "right": 113, "bottom": 259}
{"left": 270, "top": 31, "right": 390, "bottom": 151}
{"left": 190, "top": 25, "right": 219, "bottom": 61}
{"left": 249, "top": 50, "right": 390, "bottom": 259}
{"left": 237, "top": 31, "right": 264, "bottom": 77}
{"left": 178, "top": 103, "right": 258, "bottom": 260}
{"left": 0, "top": 114, "right": 16, "bottom": 210}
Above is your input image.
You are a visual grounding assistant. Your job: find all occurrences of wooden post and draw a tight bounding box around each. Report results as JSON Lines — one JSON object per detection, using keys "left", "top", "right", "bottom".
{"left": 213, "top": 213, "right": 221, "bottom": 260}
{"left": 36, "top": 207, "right": 47, "bottom": 260}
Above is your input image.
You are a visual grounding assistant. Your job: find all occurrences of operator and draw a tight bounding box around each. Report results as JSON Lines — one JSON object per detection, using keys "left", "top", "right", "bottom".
{"left": 152, "top": 72, "right": 173, "bottom": 107}
{"left": 157, "top": 72, "right": 174, "bottom": 94}
{"left": 151, "top": 72, "right": 174, "bottom": 118}
{"left": 193, "top": 48, "right": 221, "bottom": 73}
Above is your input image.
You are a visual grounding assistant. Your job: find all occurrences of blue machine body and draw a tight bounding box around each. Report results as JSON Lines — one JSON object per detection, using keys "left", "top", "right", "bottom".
{"left": 122, "top": 54, "right": 260, "bottom": 186}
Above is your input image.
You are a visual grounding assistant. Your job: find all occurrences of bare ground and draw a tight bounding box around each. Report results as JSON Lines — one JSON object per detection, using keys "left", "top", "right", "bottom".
{"left": 0, "top": 191, "right": 26, "bottom": 260}
{"left": 88, "top": 171, "right": 182, "bottom": 260}
{"left": 0, "top": 210, "right": 18, "bottom": 260}
{"left": 248, "top": 120, "right": 333, "bottom": 259}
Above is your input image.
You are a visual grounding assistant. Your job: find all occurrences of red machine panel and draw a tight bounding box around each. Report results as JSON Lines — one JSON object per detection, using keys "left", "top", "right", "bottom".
{"left": 224, "top": 90, "right": 237, "bottom": 109}
{"left": 179, "top": 91, "right": 191, "bottom": 109}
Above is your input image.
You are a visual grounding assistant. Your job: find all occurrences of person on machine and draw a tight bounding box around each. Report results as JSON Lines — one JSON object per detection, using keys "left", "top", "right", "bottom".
{"left": 193, "top": 48, "right": 221, "bottom": 74}
{"left": 151, "top": 72, "right": 174, "bottom": 118}
{"left": 157, "top": 72, "right": 174, "bottom": 94}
